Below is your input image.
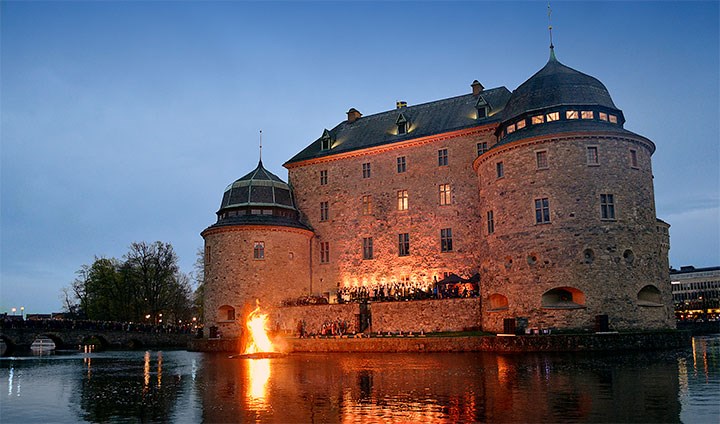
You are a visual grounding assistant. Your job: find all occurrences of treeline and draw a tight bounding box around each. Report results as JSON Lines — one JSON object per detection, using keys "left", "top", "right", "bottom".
{"left": 63, "top": 241, "right": 202, "bottom": 324}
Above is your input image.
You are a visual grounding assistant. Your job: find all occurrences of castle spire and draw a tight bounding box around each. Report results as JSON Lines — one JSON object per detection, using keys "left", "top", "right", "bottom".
{"left": 259, "top": 130, "right": 263, "bottom": 164}
{"left": 547, "top": 2, "right": 557, "bottom": 61}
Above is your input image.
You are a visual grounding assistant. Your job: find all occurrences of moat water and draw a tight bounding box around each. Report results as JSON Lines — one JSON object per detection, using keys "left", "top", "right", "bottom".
{"left": 1, "top": 335, "right": 718, "bottom": 423}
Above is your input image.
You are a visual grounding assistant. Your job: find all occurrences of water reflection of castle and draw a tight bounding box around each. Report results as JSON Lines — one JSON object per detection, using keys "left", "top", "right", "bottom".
{"left": 202, "top": 46, "right": 675, "bottom": 337}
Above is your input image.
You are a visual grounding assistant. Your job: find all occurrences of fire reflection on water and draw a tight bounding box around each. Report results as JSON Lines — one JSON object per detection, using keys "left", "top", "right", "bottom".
{"left": 247, "top": 358, "right": 271, "bottom": 408}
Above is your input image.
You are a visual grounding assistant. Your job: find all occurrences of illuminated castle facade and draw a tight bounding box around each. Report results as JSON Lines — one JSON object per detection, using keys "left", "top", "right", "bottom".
{"left": 202, "top": 48, "right": 675, "bottom": 336}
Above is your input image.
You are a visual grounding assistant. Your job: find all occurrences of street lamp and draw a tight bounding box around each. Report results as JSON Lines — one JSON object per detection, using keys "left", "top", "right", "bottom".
{"left": 20, "top": 306, "right": 24, "bottom": 320}
{"left": 11, "top": 307, "right": 16, "bottom": 315}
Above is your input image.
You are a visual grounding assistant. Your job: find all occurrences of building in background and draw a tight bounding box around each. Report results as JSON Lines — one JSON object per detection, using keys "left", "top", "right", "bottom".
{"left": 671, "top": 266, "right": 720, "bottom": 321}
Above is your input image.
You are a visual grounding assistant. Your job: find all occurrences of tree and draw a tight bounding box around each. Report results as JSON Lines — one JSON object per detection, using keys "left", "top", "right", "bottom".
{"left": 191, "top": 247, "right": 205, "bottom": 323}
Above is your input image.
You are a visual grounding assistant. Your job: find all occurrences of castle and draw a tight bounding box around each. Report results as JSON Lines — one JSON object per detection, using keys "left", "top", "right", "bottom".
{"left": 201, "top": 46, "right": 675, "bottom": 337}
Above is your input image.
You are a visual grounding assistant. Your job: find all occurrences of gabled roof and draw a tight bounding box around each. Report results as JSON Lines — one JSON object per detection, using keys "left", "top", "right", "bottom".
{"left": 285, "top": 87, "right": 511, "bottom": 165}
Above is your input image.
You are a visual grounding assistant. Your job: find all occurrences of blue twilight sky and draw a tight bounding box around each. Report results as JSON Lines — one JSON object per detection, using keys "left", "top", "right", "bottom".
{"left": 1, "top": 1, "right": 718, "bottom": 314}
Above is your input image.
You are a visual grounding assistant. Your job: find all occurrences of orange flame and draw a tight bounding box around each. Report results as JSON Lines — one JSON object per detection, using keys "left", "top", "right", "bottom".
{"left": 244, "top": 300, "right": 275, "bottom": 354}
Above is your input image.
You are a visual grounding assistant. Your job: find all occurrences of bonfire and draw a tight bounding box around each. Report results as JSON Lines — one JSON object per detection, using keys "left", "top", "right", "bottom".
{"left": 234, "top": 300, "right": 284, "bottom": 359}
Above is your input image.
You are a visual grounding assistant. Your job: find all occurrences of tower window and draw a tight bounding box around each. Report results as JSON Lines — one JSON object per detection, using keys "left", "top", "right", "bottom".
{"left": 599, "top": 112, "right": 608, "bottom": 121}
{"left": 398, "top": 233, "right": 410, "bottom": 257}
{"left": 581, "top": 111, "right": 594, "bottom": 119}
{"left": 587, "top": 146, "right": 599, "bottom": 165}
{"left": 439, "top": 184, "right": 451, "bottom": 205}
{"left": 536, "top": 150, "right": 548, "bottom": 169}
{"left": 566, "top": 110, "right": 579, "bottom": 120}
{"left": 609, "top": 114, "right": 618, "bottom": 123}
{"left": 477, "top": 142, "right": 488, "bottom": 156}
{"left": 516, "top": 119, "right": 526, "bottom": 130}
{"left": 438, "top": 149, "right": 448, "bottom": 166}
{"left": 487, "top": 211, "right": 495, "bottom": 234}
{"left": 496, "top": 161, "right": 504, "bottom": 178}
{"left": 600, "top": 194, "right": 615, "bottom": 220}
{"left": 320, "top": 170, "right": 328, "bottom": 185}
{"left": 440, "top": 228, "right": 453, "bottom": 252}
{"left": 630, "top": 149, "right": 639, "bottom": 168}
{"left": 397, "top": 156, "right": 406, "bottom": 173}
{"left": 532, "top": 115, "right": 544, "bottom": 125}
{"left": 361, "top": 195, "right": 373, "bottom": 215}
{"left": 362, "top": 162, "right": 371, "bottom": 178}
{"left": 253, "top": 241, "right": 265, "bottom": 260}
{"left": 320, "top": 201, "right": 329, "bottom": 221}
{"left": 397, "top": 190, "right": 408, "bottom": 211}
{"left": 506, "top": 123, "right": 516, "bottom": 134}
{"left": 362, "top": 237, "right": 374, "bottom": 260}
{"left": 546, "top": 112, "right": 560, "bottom": 122}
{"left": 535, "top": 198, "right": 551, "bottom": 224}
{"left": 320, "top": 241, "right": 330, "bottom": 263}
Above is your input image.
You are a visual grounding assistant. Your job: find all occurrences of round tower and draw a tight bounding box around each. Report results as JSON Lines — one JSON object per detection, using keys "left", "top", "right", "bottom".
{"left": 201, "top": 160, "right": 313, "bottom": 338}
{"left": 474, "top": 49, "right": 674, "bottom": 332}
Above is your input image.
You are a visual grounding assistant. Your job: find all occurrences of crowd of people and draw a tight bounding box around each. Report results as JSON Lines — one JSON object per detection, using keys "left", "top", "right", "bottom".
{"left": 296, "top": 318, "right": 352, "bottom": 338}
{"left": 336, "top": 280, "right": 478, "bottom": 304}
{"left": 0, "top": 317, "right": 197, "bottom": 334}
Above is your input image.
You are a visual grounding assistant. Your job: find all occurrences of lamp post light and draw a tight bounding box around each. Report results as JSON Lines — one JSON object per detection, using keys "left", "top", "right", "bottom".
{"left": 20, "top": 306, "right": 24, "bottom": 320}
{"left": 11, "top": 307, "right": 16, "bottom": 315}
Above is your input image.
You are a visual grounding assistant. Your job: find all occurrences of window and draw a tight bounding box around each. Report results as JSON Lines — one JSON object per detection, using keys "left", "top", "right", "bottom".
{"left": 320, "top": 241, "right": 329, "bottom": 263}
{"left": 397, "top": 190, "right": 408, "bottom": 211}
{"left": 398, "top": 233, "right": 410, "bottom": 256}
{"left": 506, "top": 123, "right": 516, "bottom": 134}
{"left": 361, "top": 195, "right": 373, "bottom": 215}
{"left": 487, "top": 211, "right": 495, "bottom": 234}
{"left": 477, "top": 106, "right": 487, "bottom": 119}
{"left": 320, "top": 134, "right": 331, "bottom": 150}
{"left": 362, "top": 237, "right": 373, "bottom": 260}
{"left": 600, "top": 194, "right": 615, "bottom": 220}
{"left": 253, "top": 241, "right": 265, "bottom": 260}
{"left": 477, "top": 142, "right": 488, "bottom": 156}
{"left": 438, "top": 149, "right": 448, "bottom": 166}
{"left": 516, "top": 119, "right": 526, "bottom": 130}
{"left": 362, "top": 162, "right": 371, "bottom": 178}
{"left": 546, "top": 112, "right": 559, "bottom": 122}
{"left": 609, "top": 114, "right": 618, "bottom": 123}
{"left": 439, "top": 184, "right": 451, "bottom": 205}
{"left": 532, "top": 115, "right": 544, "bottom": 125}
{"left": 536, "top": 150, "right": 548, "bottom": 169}
{"left": 496, "top": 161, "right": 504, "bottom": 178}
{"left": 630, "top": 149, "right": 638, "bottom": 168}
{"left": 319, "top": 170, "right": 328, "bottom": 185}
{"left": 219, "top": 305, "right": 236, "bottom": 321}
{"left": 581, "top": 110, "right": 594, "bottom": 120}
{"left": 599, "top": 112, "right": 608, "bottom": 121}
{"left": 320, "top": 201, "right": 329, "bottom": 221}
{"left": 440, "top": 228, "right": 453, "bottom": 252}
{"left": 587, "top": 146, "right": 599, "bottom": 165}
{"left": 535, "top": 198, "right": 551, "bottom": 224}
{"left": 397, "top": 156, "right": 406, "bottom": 173}
{"left": 396, "top": 114, "right": 408, "bottom": 135}
{"left": 566, "top": 110, "right": 579, "bottom": 120}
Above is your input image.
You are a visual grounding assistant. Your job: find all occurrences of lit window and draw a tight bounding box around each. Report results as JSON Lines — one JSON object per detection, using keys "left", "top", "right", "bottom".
{"left": 253, "top": 241, "right": 265, "bottom": 260}
{"left": 398, "top": 233, "right": 410, "bottom": 256}
{"left": 536, "top": 151, "right": 548, "bottom": 169}
{"left": 609, "top": 114, "right": 618, "bottom": 124}
{"left": 546, "top": 112, "right": 560, "bottom": 122}
{"left": 440, "top": 228, "right": 453, "bottom": 252}
{"left": 477, "top": 142, "right": 488, "bottom": 156}
{"left": 600, "top": 194, "right": 615, "bottom": 220}
{"left": 362, "top": 237, "right": 373, "bottom": 260}
{"left": 320, "top": 241, "right": 329, "bottom": 263}
{"left": 566, "top": 110, "right": 579, "bottom": 120}
{"left": 319, "top": 170, "right": 328, "bottom": 185}
{"left": 397, "top": 190, "right": 408, "bottom": 211}
{"left": 532, "top": 115, "right": 544, "bottom": 125}
{"left": 397, "top": 156, "right": 406, "bottom": 173}
{"left": 587, "top": 146, "right": 599, "bottom": 165}
{"left": 581, "top": 111, "right": 594, "bottom": 119}
{"left": 438, "top": 149, "right": 448, "bottom": 166}
{"left": 630, "top": 149, "right": 638, "bottom": 168}
{"left": 496, "top": 161, "right": 504, "bottom": 178}
{"left": 439, "top": 184, "right": 451, "bottom": 205}
{"left": 487, "top": 211, "right": 495, "bottom": 234}
{"left": 320, "top": 201, "right": 329, "bottom": 221}
{"left": 599, "top": 112, "right": 608, "bottom": 121}
{"left": 516, "top": 119, "right": 526, "bottom": 130}
{"left": 506, "top": 123, "right": 516, "bottom": 134}
{"left": 535, "top": 198, "right": 551, "bottom": 224}
{"left": 362, "top": 162, "right": 371, "bottom": 178}
{"left": 361, "top": 195, "right": 373, "bottom": 215}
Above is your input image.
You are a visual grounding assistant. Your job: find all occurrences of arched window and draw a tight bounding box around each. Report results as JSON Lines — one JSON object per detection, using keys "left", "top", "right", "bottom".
{"left": 218, "top": 305, "right": 236, "bottom": 321}
{"left": 541, "top": 287, "right": 586, "bottom": 309}
{"left": 488, "top": 293, "right": 509, "bottom": 311}
{"left": 637, "top": 285, "right": 663, "bottom": 306}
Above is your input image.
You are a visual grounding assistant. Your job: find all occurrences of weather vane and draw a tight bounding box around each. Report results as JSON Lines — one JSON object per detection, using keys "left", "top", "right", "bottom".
{"left": 259, "top": 130, "right": 263, "bottom": 162}
{"left": 548, "top": 2, "right": 554, "bottom": 49}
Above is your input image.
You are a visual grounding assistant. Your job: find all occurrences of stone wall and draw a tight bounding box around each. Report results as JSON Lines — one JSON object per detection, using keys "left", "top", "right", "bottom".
{"left": 270, "top": 303, "right": 360, "bottom": 335}
{"left": 202, "top": 224, "right": 313, "bottom": 338}
{"left": 475, "top": 133, "right": 675, "bottom": 332}
{"left": 286, "top": 126, "right": 497, "bottom": 296}
{"left": 369, "top": 298, "right": 481, "bottom": 333}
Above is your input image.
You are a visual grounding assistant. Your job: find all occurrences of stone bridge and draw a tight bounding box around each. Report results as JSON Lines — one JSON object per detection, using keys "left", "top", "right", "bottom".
{"left": 0, "top": 327, "right": 193, "bottom": 355}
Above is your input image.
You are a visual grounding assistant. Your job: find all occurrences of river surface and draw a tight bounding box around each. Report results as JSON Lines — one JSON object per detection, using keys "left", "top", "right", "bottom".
{"left": 1, "top": 335, "right": 718, "bottom": 423}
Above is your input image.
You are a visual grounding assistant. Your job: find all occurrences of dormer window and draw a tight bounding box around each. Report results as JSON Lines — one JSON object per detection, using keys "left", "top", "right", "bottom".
{"left": 320, "top": 129, "right": 332, "bottom": 150}
{"left": 476, "top": 96, "right": 489, "bottom": 119}
{"left": 396, "top": 113, "right": 408, "bottom": 135}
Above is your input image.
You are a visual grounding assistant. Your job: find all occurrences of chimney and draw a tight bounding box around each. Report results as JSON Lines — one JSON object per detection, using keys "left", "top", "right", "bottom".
{"left": 347, "top": 108, "right": 362, "bottom": 123}
{"left": 471, "top": 80, "right": 484, "bottom": 96}
{"left": 396, "top": 101, "right": 407, "bottom": 109}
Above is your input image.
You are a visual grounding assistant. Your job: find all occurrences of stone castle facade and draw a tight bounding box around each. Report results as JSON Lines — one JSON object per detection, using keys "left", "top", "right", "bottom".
{"left": 202, "top": 48, "right": 675, "bottom": 337}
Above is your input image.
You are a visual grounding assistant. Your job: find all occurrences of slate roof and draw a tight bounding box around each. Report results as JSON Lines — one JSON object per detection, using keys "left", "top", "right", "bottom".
{"left": 220, "top": 160, "right": 297, "bottom": 211}
{"left": 501, "top": 50, "right": 618, "bottom": 123}
{"left": 204, "top": 214, "right": 312, "bottom": 232}
{"left": 285, "top": 87, "right": 511, "bottom": 165}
